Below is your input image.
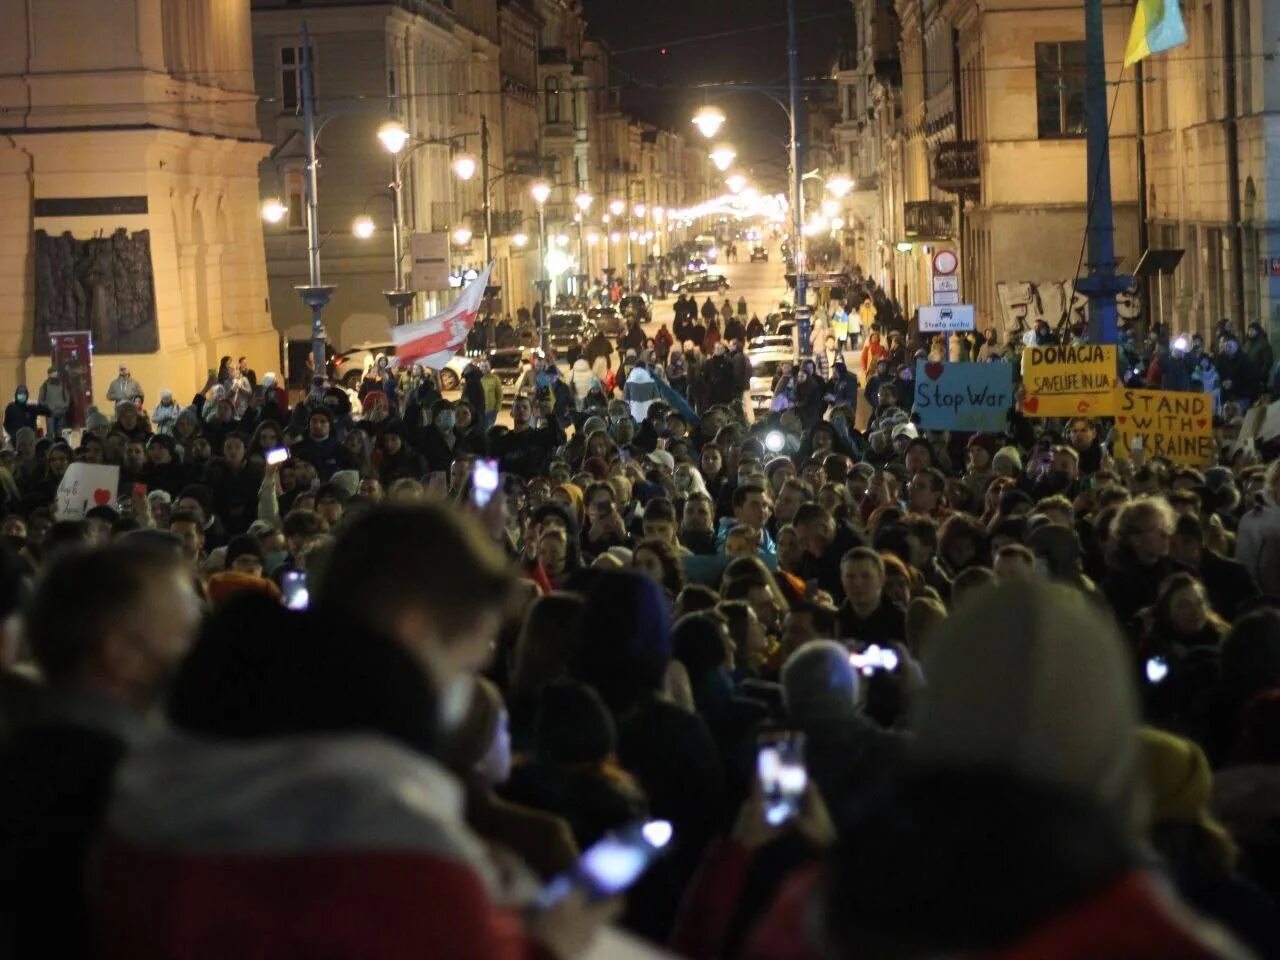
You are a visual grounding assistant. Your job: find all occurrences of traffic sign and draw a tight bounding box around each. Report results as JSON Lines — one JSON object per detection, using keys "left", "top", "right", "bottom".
{"left": 932, "top": 290, "right": 961, "bottom": 306}
{"left": 932, "top": 275, "right": 959, "bottom": 293}
{"left": 932, "top": 249, "right": 958, "bottom": 275}
{"left": 919, "top": 304, "right": 974, "bottom": 332}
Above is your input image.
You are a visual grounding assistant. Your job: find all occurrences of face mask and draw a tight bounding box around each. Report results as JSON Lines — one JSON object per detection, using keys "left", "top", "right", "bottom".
{"left": 436, "top": 413, "right": 456, "bottom": 431}
{"left": 15, "top": 394, "right": 26, "bottom": 404}
{"left": 439, "top": 674, "right": 474, "bottom": 732}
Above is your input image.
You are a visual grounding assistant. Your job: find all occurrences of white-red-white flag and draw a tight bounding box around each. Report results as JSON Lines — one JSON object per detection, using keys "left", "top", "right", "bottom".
{"left": 391, "top": 263, "right": 493, "bottom": 369}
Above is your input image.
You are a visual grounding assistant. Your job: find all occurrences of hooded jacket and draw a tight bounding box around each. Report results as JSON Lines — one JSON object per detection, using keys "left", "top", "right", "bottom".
{"left": 623, "top": 366, "right": 659, "bottom": 423}
{"left": 569, "top": 359, "right": 599, "bottom": 410}
{"left": 95, "top": 732, "right": 545, "bottom": 960}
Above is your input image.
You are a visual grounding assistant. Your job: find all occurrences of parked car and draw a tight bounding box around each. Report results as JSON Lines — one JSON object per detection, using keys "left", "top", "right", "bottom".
{"left": 334, "top": 342, "right": 396, "bottom": 390}
{"left": 749, "top": 245, "right": 769, "bottom": 263}
{"left": 673, "top": 274, "right": 731, "bottom": 295}
{"left": 587, "top": 305, "right": 623, "bottom": 336}
{"left": 545, "top": 310, "right": 592, "bottom": 364}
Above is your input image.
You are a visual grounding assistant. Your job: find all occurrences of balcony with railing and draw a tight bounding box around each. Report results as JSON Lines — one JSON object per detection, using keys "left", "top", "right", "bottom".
{"left": 931, "top": 140, "right": 979, "bottom": 200}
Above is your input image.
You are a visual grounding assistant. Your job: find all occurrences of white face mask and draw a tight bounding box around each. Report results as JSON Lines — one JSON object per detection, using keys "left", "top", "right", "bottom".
{"left": 438, "top": 674, "right": 475, "bottom": 732}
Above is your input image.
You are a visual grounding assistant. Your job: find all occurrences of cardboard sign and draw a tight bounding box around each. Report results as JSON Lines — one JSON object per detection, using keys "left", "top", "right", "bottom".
{"left": 913, "top": 360, "right": 1014, "bottom": 432}
{"left": 1021, "top": 344, "right": 1117, "bottom": 417}
{"left": 1113, "top": 388, "right": 1214, "bottom": 465}
{"left": 54, "top": 462, "right": 120, "bottom": 520}
{"left": 919, "top": 304, "right": 974, "bottom": 332}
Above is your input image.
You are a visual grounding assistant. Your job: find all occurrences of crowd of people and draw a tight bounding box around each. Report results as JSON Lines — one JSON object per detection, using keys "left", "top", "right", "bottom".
{"left": 1, "top": 278, "right": 1280, "bottom": 960}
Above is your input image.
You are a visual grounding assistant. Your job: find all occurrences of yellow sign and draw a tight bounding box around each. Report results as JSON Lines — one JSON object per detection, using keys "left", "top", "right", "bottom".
{"left": 1021, "top": 344, "right": 1117, "bottom": 417}
{"left": 1113, "top": 387, "right": 1214, "bottom": 465}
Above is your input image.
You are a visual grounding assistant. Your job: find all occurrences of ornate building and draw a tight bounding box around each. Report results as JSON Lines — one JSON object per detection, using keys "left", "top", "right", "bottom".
{"left": 0, "top": 0, "right": 279, "bottom": 405}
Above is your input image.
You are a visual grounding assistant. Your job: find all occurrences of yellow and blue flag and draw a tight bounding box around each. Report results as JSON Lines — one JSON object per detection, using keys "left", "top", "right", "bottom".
{"left": 1123, "top": 0, "right": 1189, "bottom": 67}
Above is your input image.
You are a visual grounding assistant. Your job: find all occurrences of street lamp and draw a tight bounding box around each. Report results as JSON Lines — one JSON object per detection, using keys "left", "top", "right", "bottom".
{"left": 352, "top": 215, "right": 376, "bottom": 239}
{"left": 513, "top": 232, "right": 529, "bottom": 248}
{"left": 452, "top": 226, "right": 473, "bottom": 246}
{"left": 574, "top": 192, "right": 593, "bottom": 213}
{"left": 377, "top": 120, "right": 411, "bottom": 155}
{"left": 452, "top": 153, "right": 477, "bottom": 181}
{"left": 608, "top": 198, "right": 625, "bottom": 217}
{"left": 725, "top": 173, "right": 747, "bottom": 194}
{"left": 691, "top": 105, "right": 726, "bottom": 139}
{"left": 709, "top": 145, "right": 736, "bottom": 172}
{"left": 531, "top": 180, "right": 551, "bottom": 349}
{"left": 261, "top": 198, "right": 288, "bottom": 224}
{"left": 826, "top": 175, "right": 854, "bottom": 198}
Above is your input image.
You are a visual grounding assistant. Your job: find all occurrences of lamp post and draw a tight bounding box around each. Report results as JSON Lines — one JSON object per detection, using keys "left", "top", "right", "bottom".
{"left": 574, "top": 191, "right": 593, "bottom": 294}
{"left": 378, "top": 114, "right": 492, "bottom": 315}
{"left": 531, "top": 180, "right": 551, "bottom": 351}
{"left": 295, "top": 24, "right": 332, "bottom": 379}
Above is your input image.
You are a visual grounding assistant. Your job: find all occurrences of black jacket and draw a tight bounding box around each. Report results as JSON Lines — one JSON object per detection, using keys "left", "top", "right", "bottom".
{"left": 837, "top": 596, "right": 907, "bottom": 645}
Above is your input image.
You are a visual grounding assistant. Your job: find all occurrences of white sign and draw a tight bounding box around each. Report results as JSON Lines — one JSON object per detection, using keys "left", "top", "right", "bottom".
{"left": 932, "top": 275, "right": 959, "bottom": 293}
{"left": 55, "top": 463, "right": 121, "bottom": 520}
{"left": 410, "top": 232, "right": 450, "bottom": 292}
{"left": 919, "top": 304, "right": 975, "bottom": 332}
{"left": 932, "top": 290, "right": 961, "bottom": 306}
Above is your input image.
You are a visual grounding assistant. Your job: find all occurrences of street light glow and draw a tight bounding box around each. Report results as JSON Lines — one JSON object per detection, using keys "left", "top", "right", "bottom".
{"left": 554, "top": 233, "right": 570, "bottom": 247}
{"left": 725, "top": 173, "right": 747, "bottom": 194}
{"left": 377, "top": 121, "right": 410, "bottom": 155}
{"left": 513, "top": 232, "right": 529, "bottom": 248}
{"left": 452, "top": 226, "right": 473, "bottom": 246}
{"left": 652, "top": 206, "right": 665, "bottom": 222}
{"left": 574, "top": 191, "right": 594, "bottom": 212}
{"left": 821, "top": 198, "right": 840, "bottom": 218}
{"left": 608, "top": 198, "right": 625, "bottom": 216}
{"left": 452, "top": 154, "right": 477, "bottom": 181}
{"left": 352, "top": 215, "right": 376, "bottom": 239}
{"left": 633, "top": 203, "right": 646, "bottom": 218}
{"left": 530, "top": 180, "right": 552, "bottom": 205}
{"left": 709, "top": 145, "right": 736, "bottom": 172}
{"left": 826, "top": 175, "right": 854, "bottom": 198}
{"left": 609, "top": 231, "right": 621, "bottom": 243}
{"left": 261, "top": 198, "right": 288, "bottom": 224}
{"left": 691, "top": 106, "right": 726, "bottom": 139}
{"left": 585, "top": 231, "right": 600, "bottom": 245}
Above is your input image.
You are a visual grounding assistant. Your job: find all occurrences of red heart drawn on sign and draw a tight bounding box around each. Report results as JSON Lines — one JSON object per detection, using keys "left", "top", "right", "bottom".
{"left": 1196, "top": 418, "right": 1207, "bottom": 429}
{"left": 1076, "top": 400, "right": 1090, "bottom": 413}
{"left": 93, "top": 488, "right": 112, "bottom": 506}
{"left": 924, "top": 362, "right": 944, "bottom": 380}
{"left": 1023, "top": 396, "right": 1040, "bottom": 414}
{"left": 1116, "top": 416, "right": 1127, "bottom": 425}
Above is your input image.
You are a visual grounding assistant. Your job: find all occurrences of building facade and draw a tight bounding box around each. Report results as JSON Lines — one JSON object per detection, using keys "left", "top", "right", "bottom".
{"left": 0, "top": 0, "right": 279, "bottom": 405}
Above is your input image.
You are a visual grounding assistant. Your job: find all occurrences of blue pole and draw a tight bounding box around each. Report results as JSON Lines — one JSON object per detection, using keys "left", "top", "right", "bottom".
{"left": 1082, "top": 0, "right": 1118, "bottom": 344}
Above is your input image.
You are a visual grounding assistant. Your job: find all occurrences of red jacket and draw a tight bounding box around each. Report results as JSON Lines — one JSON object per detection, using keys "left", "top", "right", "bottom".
{"left": 97, "top": 731, "right": 548, "bottom": 960}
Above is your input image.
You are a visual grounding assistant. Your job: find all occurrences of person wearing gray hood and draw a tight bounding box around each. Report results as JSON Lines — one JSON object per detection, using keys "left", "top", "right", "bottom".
{"left": 37, "top": 366, "right": 69, "bottom": 437}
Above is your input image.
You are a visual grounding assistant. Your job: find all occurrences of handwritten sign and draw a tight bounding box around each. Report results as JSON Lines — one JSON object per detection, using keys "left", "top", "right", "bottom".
{"left": 54, "top": 463, "right": 120, "bottom": 520}
{"left": 1113, "top": 388, "right": 1214, "bottom": 465}
{"left": 913, "top": 360, "right": 1013, "bottom": 432}
{"left": 918, "top": 304, "right": 975, "bottom": 332}
{"left": 1021, "top": 344, "right": 1117, "bottom": 417}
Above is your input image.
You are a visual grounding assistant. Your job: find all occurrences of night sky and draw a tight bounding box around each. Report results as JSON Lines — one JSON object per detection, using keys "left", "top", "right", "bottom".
{"left": 581, "top": 0, "right": 854, "bottom": 190}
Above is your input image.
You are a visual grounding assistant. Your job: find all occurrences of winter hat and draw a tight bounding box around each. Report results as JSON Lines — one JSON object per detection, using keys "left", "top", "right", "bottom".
{"left": 1139, "top": 727, "right": 1238, "bottom": 867}
{"left": 553, "top": 483, "right": 585, "bottom": 526}
{"left": 159, "top": 389, "right": 174, "bottom": 402}
{"left": 85, "top": 408, "right": 109, "bottom": 432}
{"left": 645, "top": 449, "right": 675, "bottom": 473}
{"left": 582, "top": 415, "right": 607, "bottom": 437}
{"left": 992, "top": 446, "right": 1023, "bottom": 475}
{"left": 890, "top": 422, "right": 919, "bottom": 442}
{"left": 1202, "top": 466, "right": 1240, "bottom": 513}
{"left": 329, "top": 470, "right": 361, "bottom": 501}
{"left": 913, "top": 581, "right": 1145, "bottom": 834}
{"left": 205, "top": 571, "right": 282, "bottom": 609}
{"left": 604, "top": 546, "right": 633, "bottom": 566}
{"left": 966, "top": 433, "right": 1000, "bottom": 458}
{"left": 781, "top": 640, "right": 859, "bottom": 725}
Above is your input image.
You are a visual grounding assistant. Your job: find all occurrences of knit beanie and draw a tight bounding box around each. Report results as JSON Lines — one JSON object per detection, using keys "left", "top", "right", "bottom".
{"left": 992, "top": 445, "right": 1023, "bottom": 475}
{"left": 913, "top": 581, "right": 1146, "bottom": 835}
{"left": 329, "top": 470, "right": 361, "bottom": 501}
{"left": 1139, "top": 727, "right": 1238, "bottom": 867}
{"left": 966, "top": 433, "right": 1000, "bottom": 458}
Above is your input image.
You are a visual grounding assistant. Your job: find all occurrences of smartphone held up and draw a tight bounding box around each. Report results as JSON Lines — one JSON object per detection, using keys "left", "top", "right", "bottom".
{"left": 534, "top": 819, "right": 673, "bottom": 910}
{"left": 757, "top": 732, "right": 807, "bottom": 826}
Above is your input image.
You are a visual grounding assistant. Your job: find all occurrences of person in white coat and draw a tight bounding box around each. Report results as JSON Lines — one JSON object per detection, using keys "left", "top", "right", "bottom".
{"left": 1236, "top": 460, "right": 1280, "bottom": 593}
{"left": 568, "top": 358, "right": 599, "bottom": 412}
